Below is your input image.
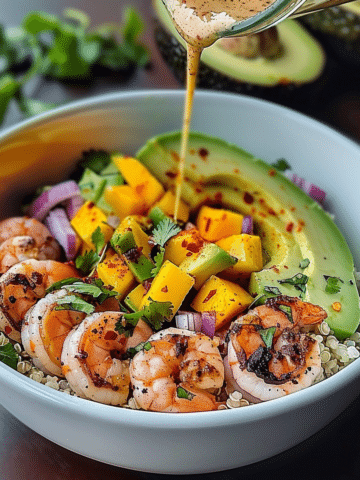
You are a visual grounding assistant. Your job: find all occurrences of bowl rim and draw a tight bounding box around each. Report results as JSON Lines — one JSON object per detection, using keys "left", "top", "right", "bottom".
{"left": 0, "top": 88, "right": 360, "bottom": 427}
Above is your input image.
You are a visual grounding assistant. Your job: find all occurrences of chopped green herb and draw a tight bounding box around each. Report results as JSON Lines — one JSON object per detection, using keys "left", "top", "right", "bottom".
{"left": 91, "top": 226, "right": 106, "bottom": 254}
{"left": 79, "top": 150, "right": 110, "bottom": 174}
{"left": 264, "top": 286, "right": 282, "bottom": 296}
{"left": 176, "top": 386, "right": 195, "bottom": 400}
{"left": 248, "top": 294, "right": 268, "bottom": 309}
{"left": 115, "top": 298, "right": 173, "bottom": 336}
{"left": 151, "top": 247, "right": 165, "bottom": 278}
{"left": 271, "top": 158, "right": 291, "bottom": 172}
{"left": 299, "top": 258, "right": 310, "bottom": 269}
{"left": 55, "top": 295, "right": 95, "bottom": 315}
{"left": 259, "top": 326, "right": 276, "bottom": 348}
{"left": 152, "top": 218, "right": 181, "bottom": 247}
{"left": 324, "top": 276, "right": 343, "bottom": 294}
{"left": 126, "top": 340, "right": 152, "bottom": 358}
{"left": 0, "top": 342, "right": 18, "bottom": 369}
{"left": 46, "top": 277, "right": 82, "bottom": 293}
{"left": 278, "top": 304, "right": 293, "bottom": 323}
{"left": 47, "top": 277, "right": 117, "bottom": 304}
{"left": 278, "top": 273, "right": 308, "bottom": 299}
{"left": 75, "top": 250, "right": 100, "bottom": 275}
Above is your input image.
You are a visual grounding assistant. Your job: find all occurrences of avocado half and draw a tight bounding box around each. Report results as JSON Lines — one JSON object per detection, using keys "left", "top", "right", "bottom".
{"left": 301, "top": 1, "right": 360, "bottom": 67}
{"left": 153, "top": 0, "right": 327, "bottom": 107}
{"left": 136, "top": 131, "right": 360, "bottom": 340}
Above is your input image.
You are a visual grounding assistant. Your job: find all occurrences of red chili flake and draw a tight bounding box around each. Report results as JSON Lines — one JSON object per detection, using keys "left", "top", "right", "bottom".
{"left": 268, "top": 208, "right": 276, "bottom": 216}
{"left": 290, "top": 206, "right": 296, "bottom": 212}
{"left": 186, "top": 252, "right": 193, "bottom": 257}
{"left": 196, "top": 187, "right": 203, "bottom": 193}
{"left": 171, "top": 151, "right": 180, "bottom": 163}
{"left": 259, "top": 212, "right": 267, "bottom": 218}
{"left": 205, "top": 217, "right": 212, "bottom": 232}
{"left": 198, "top": 148, "right": 208, "bottom": 159}
{"left": 221, "top": 214, "right": 227, "bottom": 221}
{"left": 165, "top": 171, "right": 177, "bottom": 179}
{"left": 259, "top": 198, "right": 265, "bottom": 204}
{"left": 104, "top": 331, "right": 117, "bottom": 341}
{"left": 181, "top": 240, "right": 188, "bottom": 248}
{"left": 191, "top": 164, "right": 197, "bottom": 170}
{"left": 161, "top": 286, "right": 168, "bottom": 293}
{"left": 186, "top": 242, "right": 202, "bottom": 253}
{"left": 87, "top": 202, "right": 95, "bottom": 209}
{"left": 203, "top": 289, "right": 217, "bottom": 303}
{"left": 234, "top": 187, "right": 239, "bottom": 192}
{"left": 214, "top": 192, "right": 222, "bottom": 203}
{"left": 280, "top": 209, "right": 285, "bottom": 215}
{"left": 286, "top": 222, "right": 294, "bottom": 233}
{"left": 269, "top": 169, "right": 276, "bottom": 176}
{"left": 243, "top": 192, "right": 254, "bottom": 204}
{"left": 4, "top": 325, "right": 12, "bottom": 335}
{"left": 234, "top": 168, "right": 240, "bottom": 174}
{"left": 284, "top": 265, "right": 289, "bottom": 269}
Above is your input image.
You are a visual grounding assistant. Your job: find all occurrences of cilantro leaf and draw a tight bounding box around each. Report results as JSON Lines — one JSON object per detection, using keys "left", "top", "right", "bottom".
{"left": 176, "top": 386, "right": 195, "bottom": 400}
{"left": 259, "top": 326, "right": 276, "bottom": 348}
{"left": 47, "top": 277, "right": 117, "bottom": 304}
{"left": 126, "top": 341, "right": 152, "bottom": 359}
{"left": 91, "top": 226, "right": 105, "bottom": 254}
{"left": 264, "top": 286, "right": 282, "bottom": 296}
{"left": 271, "top": 158, "right": 291, "bottom": 172}
{"left": 152, "top": 218, "right": 181, "bottom": 247}
{"left": 299, "top": 258, "right": 310, "bottom": 269}
{"left": 46, "top": 277, "right": 83, "bottom": 293}
{"left": 75, "top": 250, "right": 100, "bottom": 275}
{"left": 55, "top": 295, "right": 95, "bottom": 315}
{"left": 278, "top": 273, "right": 308, "bottom": 299}
{"left": 0, "top": 343, "right": 18, "bottom": 369}
{"left": 277, "top": 304, "right": 294, "bottom": 323}
{"left": 116, "top": 298, "right": 174, "bottom": 336}
{"left": 151, "top": 247, "right": 165, "bottom": 278}
{"left": 324, "top": 276, "right": 343, "bottom": 294}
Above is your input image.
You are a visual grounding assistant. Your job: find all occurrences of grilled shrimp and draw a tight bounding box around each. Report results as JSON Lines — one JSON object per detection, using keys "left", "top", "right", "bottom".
{"left": 61, "top": 312, "right": 153, "bottom": 406}
{"left": 227, "top": 295, "right": 327, "bottom": 403}
{"left": 0, "top": 217, "right": 61, "bottom": 267}
{"left": 130, "top": 327, "right": 225, "bottom": 412}
{"left": 21, "top": 290, "right": 86, "bottom": 376}
{"left": 0, "top": 259, "right": 79, "bottom": 342}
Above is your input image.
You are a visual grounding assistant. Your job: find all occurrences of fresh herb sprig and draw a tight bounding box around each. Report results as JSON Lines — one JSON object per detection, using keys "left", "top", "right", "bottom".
{"left": 150, "top": 218, "right": 181, "bottom": 277}
{"left": 0, "top": 343, "right": 19, "bottom": 369}
{"left": 324, "top": 275, "right": 343, "bottom": 294}
{"left": 75, "top": 226, "right": 107, "bottom": 275}
{"left": 278, "top": 273, "right": 308, "bottom": 299}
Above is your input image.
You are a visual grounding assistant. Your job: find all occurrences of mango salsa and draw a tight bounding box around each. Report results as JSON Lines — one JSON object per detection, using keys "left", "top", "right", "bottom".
{"left": 197, "top": 206, "right": 243, "bottom": 242}
{"left": 164, "top": 227, "right": 205, "bottom": 266}
{"left": 149, "top": 190, "right": 190, "bottom": 224}
{"left": 97, "top": 249, "right": 136, "bottom": 300}
{"left": 191, "top": 275, "right": 253, "bottom": 330}
{"left": 124, "top": 283, "right": 147, "bottom": 311}
{"left": 104, "top": 185, "right": 146, "bottom": 220}
{"left": 216, "top": 234, "right": 263, "bottom": 277}
{"left": 70, "top": 201, "right": 114, "bottom": 250}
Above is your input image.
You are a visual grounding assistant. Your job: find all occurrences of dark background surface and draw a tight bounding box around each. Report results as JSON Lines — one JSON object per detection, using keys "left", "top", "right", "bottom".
{"left": 1, "top": 1, "right": 360, "bottom": 479}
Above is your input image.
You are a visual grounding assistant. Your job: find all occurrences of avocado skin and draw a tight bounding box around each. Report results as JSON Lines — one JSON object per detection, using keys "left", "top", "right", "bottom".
{"left": 153, "top": 21, "right": 329, "bottom": 109}
{"left": 136, "top": 131, "right": 360, "bottom": 339}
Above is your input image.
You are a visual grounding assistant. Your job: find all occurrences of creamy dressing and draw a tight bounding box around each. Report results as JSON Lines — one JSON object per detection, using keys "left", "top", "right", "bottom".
{"left": 168, "top": 0, "right": 276, "bottom": 221}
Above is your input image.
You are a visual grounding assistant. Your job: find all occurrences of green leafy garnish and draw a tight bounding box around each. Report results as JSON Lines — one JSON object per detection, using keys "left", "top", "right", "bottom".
{"left": 48, "top": 277, "right": 117, "bottom": 302}
{"left": 299, "top": 258, "right": 310, "bottom": 269}
{"left": 75, "top": 250, "right": 100, "bottom": 276}
{"left": 264, "top": 286, "right": 282, "bottom": 296}
{"left": 277, "top": 304, "right": 294, "bottom": 323}
{"left": 324, "top": 276, "right": 343, "bottom": 294}
{"left": 152, "top": 218, "right": 181, "bottom": 247}
{"left": 79, "top": 150, "right": 111, "bottom": 174}
{"left": 151, "top": 247, "right": 165, "bottom": 278}
{"left": 115, "top": 298, "right": 174, "bottom": 336}
{"left": 278, "top": 273, "right": 308, "bottom": 299}
{"left": 55, "top": 295, "right": 95, "bottom": 315}
{"left": 176, "top": 386, "right": 195, "bottom": 401}
{"left": 91, "top": 226, "right": 106, "bottom": 254}
{"left": 259, "top": 326, "right": 276, "bottom": 349}
{"left": 271, "top": 158, "right": 291, "bottom": 172}
{"left": 126, "top": 341, "right": 152, "bottom": 358}
{"left": 0, "top": 343, "right": 18, "bottom": 369}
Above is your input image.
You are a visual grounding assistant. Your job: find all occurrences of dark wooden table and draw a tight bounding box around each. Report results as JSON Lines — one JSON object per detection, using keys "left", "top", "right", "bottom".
{"left": 2, "top": 1, "right": 360, "bottom": 479}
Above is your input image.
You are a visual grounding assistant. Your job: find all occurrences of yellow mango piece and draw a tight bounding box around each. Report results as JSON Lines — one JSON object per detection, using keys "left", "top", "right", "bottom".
{"left": 97, "top": 249, "right": 136, "bottom": 300}
{"left": 164, "top": 227, "right": 205, "bottom": 266}
{"left": 125, "top": 283, "right": 147, "bottom": 311}
{"left": 197, "top": 206, "right": 243, "bottom": 242}
{"left": 191, "top": 275, "right": 253, "bottom": 330}
{"left": 70, "top": 201, "right": 113, "bottom": 250}
{"left": 112, "top": 155, "right": 164, "bottom": 209}
{"left": 217, "top": 234, "right": 263, "bottom": 277}
{"left": 114, "top": 216, "right": 151, "bottom": 258}
{"left": 154, "top": 191, "right": 190, "bottom": 223}
{"left": 104, "top": 185, "right": 146, "bottom": 220}
{"left": 140, "top": 260, "right": 194, "bottom": 319}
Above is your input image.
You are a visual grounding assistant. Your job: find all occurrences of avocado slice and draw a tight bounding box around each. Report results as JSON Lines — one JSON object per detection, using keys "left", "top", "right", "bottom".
{"left": 179, "top": 243, "right": 237, "bottom": 289}
{"left": 136, "top": 131, "right": 360, "bottom": 340}
{"left": 153, "top": 0, "right": 326, "bottom": 104}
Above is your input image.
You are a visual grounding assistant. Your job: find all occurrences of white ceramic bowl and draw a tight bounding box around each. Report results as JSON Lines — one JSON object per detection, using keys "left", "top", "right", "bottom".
{"left": 0, "top": 90, "right": 360, "bottom": 474}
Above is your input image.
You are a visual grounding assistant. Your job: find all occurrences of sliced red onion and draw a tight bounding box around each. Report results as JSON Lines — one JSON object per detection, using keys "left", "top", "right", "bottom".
{"left": 241, "top": 215, "right": 253, "bottom": 235}
{"left": 200, "top": 311, "right": 216, "bottom": 338}
{"left": 44, "top": 208, "right": 78, "bottom": 261}
{"left": 185, "top": 222, "right": 196, "bottom": 231}
{"left": 175, "top": 311, "right": 202, "bottom": 332}
{"left": 284, "top": 171, "right": 326, "bottom": 204}
{"left": 65, "top": 195, "right": 84, "bottom": 219}
{"left": 28, "top": 180, "right": 82, "bottom": 221}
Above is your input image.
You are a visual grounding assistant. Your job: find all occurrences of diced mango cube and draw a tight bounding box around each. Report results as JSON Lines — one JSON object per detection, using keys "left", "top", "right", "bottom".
{"left": 150, "top": 191, "right": 190, "bottom": 224}
{"left": 197, "top": 206, "right": 243, "bottom": 242}
{"left": 104, "top": 185, "right": 146, "bottom": 220}
{"left": 114, "top": 216, "right": 151, "bottom": 258}
{"left": 112, "top": 155, "right": 164, "bottom": 209}
{"left": 216, "top": 234, "right": 263, "bottom": 277}
{"left": 140, "top": 260, "right": 194, "bottom": 320}
{"left": 70, "top": 201, "right": 114, "bottom": 250}
{"left": 97, "top": 249, "right": 136, "bottom": 300}
{"left": 191, "top": 275, "right": 253, "bottom": 330}
{"left": 124, "top": 283, "right": 147, "bottom": 311}
{"left": 164, "top": 227, "right": 205, "bottom": 266}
